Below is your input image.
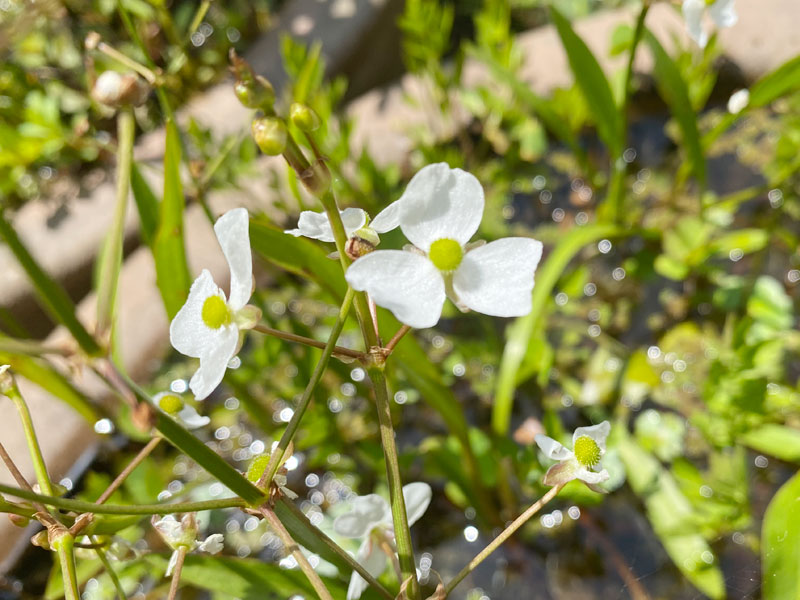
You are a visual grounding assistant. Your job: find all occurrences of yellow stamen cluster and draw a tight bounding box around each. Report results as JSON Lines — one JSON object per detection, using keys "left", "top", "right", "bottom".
{"left": 573, "top": 435, "right": 601, "bottom": 468}
{"left": 429, "top": 238, "right": 463, "bottom": 272}
{"left": 202, "top": 295, "right": 231, "bottom": 329}
{"left": 158, "top": 393, "right": 184, "bottom": 415}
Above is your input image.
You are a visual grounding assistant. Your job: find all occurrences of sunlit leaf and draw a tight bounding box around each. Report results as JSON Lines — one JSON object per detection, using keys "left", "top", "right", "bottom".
{"left": 763, "top": 471, "right": 800, "bottom": 600}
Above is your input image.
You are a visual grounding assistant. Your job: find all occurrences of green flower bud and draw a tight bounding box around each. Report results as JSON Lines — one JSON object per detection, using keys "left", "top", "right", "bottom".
{"left": 290, "top": 103, "right": 321, "bottom": 131}
{"left": 252, "top": 117, "right": 287, "bottom": 156}
{"left": 234, "top": 76, "right": 275, "bottom": 110}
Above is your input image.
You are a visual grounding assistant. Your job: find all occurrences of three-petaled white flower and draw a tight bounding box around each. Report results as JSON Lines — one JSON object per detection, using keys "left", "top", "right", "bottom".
{"left": 285, "top": 207, "right": 397, "bottom": 242}
{"left": 534, "top": 421, "right": 611, "bottom": 491}
{"left": 333, "top": 482, "right": 431, "bottom": 600}
{"left": 152, "top": 514, "right": 224, "bottom": 576}
{"left": 682, "top": 0, "right": 737, "bottom": 48}
{"left": 153, "top": 391, "right": 210, "bottom": 430}
{"left": 344, "top": 163, "right": 543, "bottom": 329}
{"left": 170, "top": 208, "right": 260, "bottom": 400}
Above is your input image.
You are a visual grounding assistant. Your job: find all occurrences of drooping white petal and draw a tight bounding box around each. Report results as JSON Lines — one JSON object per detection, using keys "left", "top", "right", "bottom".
{"left": 165, "top": 549, "right": 179, "bottom": 577}
{"left": 198, "top": 533, "right": 224, "bottom": 554}
{"left": 153, "top": 516, "right": 183, "bottom": 546}
{"left": 402, "top": 482, "right": 432, "bottom": 527}
{"left": 452, "top": 238, "right": 543, "bottom": 317}
{"left": 370, "top": 201, "right": 402, "bottom": 233}
{"left": 709, "top": 0, "right": 737, "bottom": 27}
{"left": 572, "top": 421, "right": 611, "bottom": 453}
{"left": 682, "top": 0, "right": 708, "bottom": 47}
{"left": 333, "top": 494, "right": 391, "bottom": 539}
{"left": 576, "top": 466, "right": 610, "bottom": 485}
{"left": 341, "top": 207, "right": 369, "bottom": 237}
{"left": 214, "top": 208, "right": 252, "bottom": 311}
{"left": 170, "top": 270, "right": 225, "bottom": 358}
{"left": 345, "top": 250, "right": 445, "bottom": 329}
{"left": 534, "top": 434, "right": 573, "bottom": 461}
{"left": 177, "top": 404, "right": 211, "bottom": 429}
{"left": 347, "top": 538, "right": 388, "bottom": 600}
{"left": 189, "top": 325, "right": 239, "bottom": 400}
{"left": 286, "top": 208, "right": 367, "bottom": 242}
{"left": 397, "top": 163, "right": 484, "bottom": 252}
{"left": 727, "top": 89, "right": 749, "bottom": 114}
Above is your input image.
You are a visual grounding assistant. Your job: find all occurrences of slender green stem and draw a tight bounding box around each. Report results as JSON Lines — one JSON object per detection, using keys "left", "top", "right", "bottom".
{"left": 262, "top": 506, "right": 334, "bottom": 600}
{"left": 257, "top": 288, "right": 356, "bottom": 488}
{"left": 97, "top": 437, "right": 162, "bottom": 505}
{"left": 0, "top": 440, "right": 48, "bottom": 514}
{"left": 93, "top": 540, "right": 128, "bottom": 600}
{"left": 444, "top": 484, "right": 565, "bottom": 595}
{"left": 6, "top": 382, "right": 54, "bottom": 496}
{"left": 97, "top": 107, "right": 135, "bottom": 337}
{"left": 606, "top": 1, "right": 650, "bottom": 224}
{"left": 186, "top": 0, "right": 212, "bottom": 39}
{"left": 0, "top": 482, "right": 245, "bottom": 515}
{"left": 167, "top": 546, "right": 188, "bottom": 600}
{"left": 53, "top": 531, "right": 81, "bottom": 600}
{"left": 252, "top": 322, "right": 363, "bottom": 360}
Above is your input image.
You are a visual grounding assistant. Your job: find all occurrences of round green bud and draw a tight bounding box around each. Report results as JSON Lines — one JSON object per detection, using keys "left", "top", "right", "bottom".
{"left": 573, "top": 435, "right": 601, "bottom": 468}
{"left": 290, "top": 103, "right": 321, "bottom": 132}
{"left": 429, "top": 238, "right": 463, "bottom": 272}
{"left": 252, "top": 117, "right": 287, "bottom": 156}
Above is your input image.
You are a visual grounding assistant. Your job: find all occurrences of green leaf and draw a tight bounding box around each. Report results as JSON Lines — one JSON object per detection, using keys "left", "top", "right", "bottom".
{"left": 130, "top": 161, "right": 159, "bottom": 247}
{"left": 0, "top": 350, "right": 99, "bottom": 423}
{"left": 740, "top": 425, "right": 800, "bottom": 463}
{"left": 492, "top": 224, "right": 620, "bottom": 435}
{"left": 644, "top": 31, "right": 706, "bottom": 185}
{"left": 0, "top": 211, "right": 100, "bottom": 355}
{"left": 763, "top": 470, "right": 800, "bottom": 600}
{"left": 710, "top": 228, "right": 768, "bottom": 256}
{"left": 747, "top": 276, "right": 794, "bottom": 331}
{"left": 550, "top": 7, "right": 622, "bottom": 156}
{"left": 618, "top": 431, "right": 725, "bottom": 599}
{"left": 153, "top": 119, "right": 192, "bottom": 319}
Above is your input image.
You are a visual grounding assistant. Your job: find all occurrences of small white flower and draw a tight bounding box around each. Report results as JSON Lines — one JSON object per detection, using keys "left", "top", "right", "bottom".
{"left": 0, "top": 364, "right": 12, "bottom": 393}
{"left": 152, "top": 392, "right": 210, "bottom": 430}
{"left": 727, "top": 88, "right": 749, "bottom": 114}
{"left": 285, "top": 205, "right": 398, "bottom": 246}
{"left": 153, "top": 514, "right": 224, "bottom": 576}
{"left": 198, "top": 533, "right": 224, "bottom": 554}
{"left": 534, "top": 421, "right": 611, "bottom": 490}
{"left": 170, "top": 208, "right": 261, "bottom": 400}
{"left": 345, "top": 163, "right": 543, "bottom": 329}
{"left": 682, "top": 0, "right": 737, "bottom": 48}
{"left": 333, "top": 482, "right": 431, "bottom": 600}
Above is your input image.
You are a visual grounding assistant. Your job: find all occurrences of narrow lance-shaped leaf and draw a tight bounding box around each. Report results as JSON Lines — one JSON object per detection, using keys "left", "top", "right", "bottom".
{"left": 644, "top": 31, "right": 706, "bottom": 185}
{"left": 130, "top": 161, "right": 159, "bottom": 247}
{"left": 153, "top": 119, "right": 192, "bottom": 319}
{"left": 550, "top": 6, "right": 622, "bottom": 157}
{"left": 0, "top": 211, "right": 100, "bottom": 356}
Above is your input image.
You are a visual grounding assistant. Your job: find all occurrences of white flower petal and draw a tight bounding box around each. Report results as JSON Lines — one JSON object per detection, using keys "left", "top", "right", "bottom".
{"left": 535, "top": 434, "right": 573, "bottom": 461}
{"left": 170, "top": 270, "right": 225, "bottom": 358}
{"left": 177, "top": 404, "right": 211, "bottom": 430}
{"left": 341, "top": 208, "right": 369, "bottom": 237}
{"left": 370, "top": 201, "right": 402, "bottom": 233}
{"left": 452, "top": 238, "right": 543, "bottom": 317}
{"left": 214, "top": 208, "right": 252, "bottom": 311}
{"left": 572, "top": 421, "right": 611, "bottom": 453}
{"left": 333, "top": 494, "right": 390, "bottom": 538}
{"left": 397, "top": 163, "right": 484, "bottom": 252}
{"left": 347, "top": 539, "right": 387, "bottom": 600}
{"left": 153, "top": 516, "right": 183, "bottom": 545}
{"left": 709, "top": 0, "right": 737, "bottom": 27}
{"left": 345, "top": 250, "right": 445, "bottom": 329}
{"left": 189, "top": 325, "right": 239, "bottom": 400}
{"left": 286, "top": 208, "right": 367, "bottom": 242}
{"left": 727, "top": 89, "right": 749, "bottom": 114}
{"left": 542, "top": 458, "right": 581, "bottom": 486}
{"left": 198, "top": 533, "right": 224, "bottom": 554}
{"left": 402, "top": 482, "right": 432, "bottom": 527}
{"left": 165, "top": 549, "right": 179, "bottom": 577}
{"left": 576, "top": 467, "right": 610, "bottom": 485}
{"left": 682, "top": 0, "right": 708, "bottom": 47}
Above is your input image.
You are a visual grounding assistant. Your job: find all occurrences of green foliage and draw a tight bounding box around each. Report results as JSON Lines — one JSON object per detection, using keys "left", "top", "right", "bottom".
{"left": 763, "top": 471, "right": 800, "bottom": 600}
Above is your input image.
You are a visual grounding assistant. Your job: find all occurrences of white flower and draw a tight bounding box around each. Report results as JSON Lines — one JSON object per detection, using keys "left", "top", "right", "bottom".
{"left": 170, "top": 208, "right": 260, "bottom": 400}
{"left": 0, "top": 364, "right": 11, "bottom": 393}
{"left": 727, "top": 88, "right": 749, "bottom": 114}
{"left": 333, "top": 482, "right": 431, "bottom": 600}
{"left": 285, "top": 206, "right": 399, "bottom": 246}
{"left": 153, "top": 514, "right": 225, "bottom": 576}
{"left": 344, "top": 163, "right": 543, "bottom": 329}
{"left": 152, "top": 392, "right": 210, "bottom": 430}
{"left": 682, "top": 0, "right": 737, "bottom": 48}
{"left": 534, "top": 421, "right": 611, "bottom": 490}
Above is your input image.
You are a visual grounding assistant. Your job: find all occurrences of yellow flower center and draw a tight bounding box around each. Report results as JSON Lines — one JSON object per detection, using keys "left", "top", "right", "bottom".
{"left": 202, "top": 295, "right": 231, "bottom": 329}
{"left": 158, "top": 393, "right": 184, "bottom": 415}
{"left": 573, "top": 435, "right": 601, "bottom": 468}
{"left": 428, "top": 238, "right": 463, "bottom": 272}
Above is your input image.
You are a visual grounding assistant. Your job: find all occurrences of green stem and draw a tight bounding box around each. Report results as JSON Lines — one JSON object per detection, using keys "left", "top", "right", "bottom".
{"left": 606, "top": 1, "right": 650, "bottom": 224}
{"left": 53, "top": 531, "right": 80, "bottom": 600}
{"left": 94, "top": 540, "right": 128, "bottom": 600}
{"left": 252, "top": 320, "right": 363, "bottom": 361}
{"left": 262, "top": 507, "right": 334, "bottom": 600}
{"left": 444, "top": 483, "right": 565, "bottom": 595}
{"left": 6, "top": 383, "right": 54, "bottom": 496}
{"left": 186, "top": 0, "right": 212, "bottom": 39}
{"left": 257, "top": 288, "right": 356, "bottom": 488}
{"left": 0, "top": 482, "right": 245, "bottom": 515}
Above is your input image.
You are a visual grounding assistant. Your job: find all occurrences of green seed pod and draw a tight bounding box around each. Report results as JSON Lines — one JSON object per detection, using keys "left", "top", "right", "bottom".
{"left": 290, "top": 102, "right": 321, "bottom": 132}
{"left": 252, "top": 117, "right": 287, "bottom": 156}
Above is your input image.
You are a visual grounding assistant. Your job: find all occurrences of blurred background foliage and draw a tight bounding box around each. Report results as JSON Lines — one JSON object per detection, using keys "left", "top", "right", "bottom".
{"left": 1, "top": 0, "right": 799, "bottom": 598}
